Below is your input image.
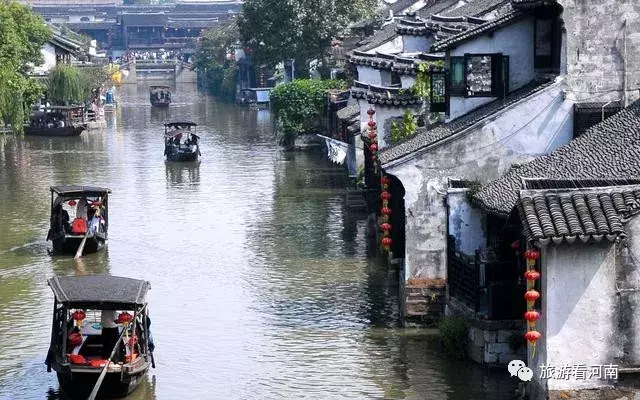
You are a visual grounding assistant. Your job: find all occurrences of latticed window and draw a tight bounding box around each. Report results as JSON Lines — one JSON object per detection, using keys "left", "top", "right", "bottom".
{"left": 430, "top": 71, "right": 447, "bottom": 113}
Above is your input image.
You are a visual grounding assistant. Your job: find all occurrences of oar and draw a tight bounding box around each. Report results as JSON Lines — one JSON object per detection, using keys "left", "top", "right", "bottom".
{"left": 74, "top": 229, "right": 90, "bottom": 260}
{"left": 87, "top": 327, "right": 126, "bottom": 400}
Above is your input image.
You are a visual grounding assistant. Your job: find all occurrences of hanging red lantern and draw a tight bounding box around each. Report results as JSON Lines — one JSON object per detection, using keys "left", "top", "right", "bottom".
{"left": 368, "top": 131, "right": 377, "bottom": 140}
{"left": 524, "top": 249, "right": 541, "bottom": 260}
{"left": 72, "top": 310, "right": 86, "bottom": 321}
{"left": 381, "top": 207, "right": 392, "bottom": 216}
{"left": 525, "top": 290, "right": 540, "bottom": 307}
{"left": 381, "top": 176, "right": 391, "bottom": 186}
{"left": 525, "top": 330, "right": 542, "bottom": 345}
{"left": 380, "top": 222, "right": 392, "bottom": 232}
{"left": 380, "top": 191, "right": 391, "bottom": 201}
{"left": 116, "top": 312, "right": 133, "bottom": 325}
{"left": 367, "top": 108, "right": 375, "bottom": 116}
{"left": 524, "top": 310, "right": 541, "bottom": 328}
{"left": 369, "top": 143, "right": 378, "bottom": 152}
{"left": 371, "top": 155, "right": 377, "bottom": 162}
{"left": 524, "top": 270, "right": 541, "bottom": 282}
{"left": 68, "top": 200, "right": 77, "bottom": 206}
{"left": 381, "top": 237, "right": 393, "bottom": 249}
{"left": 368, "top": 120, "right": 377, "bottom": 128}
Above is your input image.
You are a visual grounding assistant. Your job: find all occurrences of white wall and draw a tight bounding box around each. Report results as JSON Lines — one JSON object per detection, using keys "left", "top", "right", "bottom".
{"left": 69, "top": 14, "right": 95, "bottom": 22}
{"left": 357, "top": 65, "right": 381, "bottom": 86}
{"left": 447, "top": 189, "right": 486, "bottom": 257}
{"left": 367, "top": 36, "right": 403, "bottom": 55}
{"left": 33, "top": 43, "right": 57, "bottom": 74}
{"left": 448, "top": 17, "right": 535, "bottom": 120}
{"left": 385, "top": 81, "right": 574, "bottom": 284}
{"left": 401, "top": 75, "right": 416, "bottom": 89}
{"left": 403, "top": 35, "right": 432, "bottom": 53}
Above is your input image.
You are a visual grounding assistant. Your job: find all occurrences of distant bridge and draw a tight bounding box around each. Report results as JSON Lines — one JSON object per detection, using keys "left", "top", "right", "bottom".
{"left": 119, "top": 59, "right": 197, "bottom": 84}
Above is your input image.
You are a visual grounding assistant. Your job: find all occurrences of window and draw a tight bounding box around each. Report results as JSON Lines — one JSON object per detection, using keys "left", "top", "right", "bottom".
{"left": 449, "top": 57, "right": 465, "bottom": 96}
{"left": 464, "top": 53, "right": 508, "bottom": 98}
{"left": 430, "top": 70, "right": 447, "bottom": 113}
{"left": 391, "top": 72, "right": 401, "bottom": 86}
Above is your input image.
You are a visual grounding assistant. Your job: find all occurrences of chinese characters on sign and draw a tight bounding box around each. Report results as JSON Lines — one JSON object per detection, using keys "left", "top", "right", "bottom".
{"left": 539, "top": 364, "right": 619, "bottom": 380}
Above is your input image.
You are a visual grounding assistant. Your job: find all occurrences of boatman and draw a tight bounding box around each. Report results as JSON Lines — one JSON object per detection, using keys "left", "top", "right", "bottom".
{"left": 101, "top": 310, "right": 120, "bottom": 360}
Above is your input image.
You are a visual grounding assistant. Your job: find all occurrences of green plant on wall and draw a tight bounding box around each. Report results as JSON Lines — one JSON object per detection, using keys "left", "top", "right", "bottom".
{"left": 390, "top": 109, "right": 418, "bottom": 144}
{"left": 438, "top": 315, "right": 469, "bottom": 360}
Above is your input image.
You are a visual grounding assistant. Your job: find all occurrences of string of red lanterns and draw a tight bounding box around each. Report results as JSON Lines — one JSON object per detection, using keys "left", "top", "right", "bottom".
{"left": 367, "top": 108, "right": 378, "bottom": 174}
{"left": 524, "top": 248, "right": 541, "bottom": 357}
{"left": 380, "top": 174, "right": 392, "bottom": 252}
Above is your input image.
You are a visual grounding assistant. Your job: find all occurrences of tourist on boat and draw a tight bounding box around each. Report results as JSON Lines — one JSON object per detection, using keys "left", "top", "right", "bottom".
{"left": 147, "top": 315, "right": 155, "bottom": 352}
{"left": 101, "top": 310, "right": 120, "bottom": 359}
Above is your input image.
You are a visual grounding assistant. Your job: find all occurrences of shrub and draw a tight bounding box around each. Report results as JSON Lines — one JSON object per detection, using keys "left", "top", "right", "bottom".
{"left": 390, "top": 109, "right": 418, "bottom": 144}
{"left": 438, "top": 315, "right": 469, "bottom": 360}
{"left": 270, "top": 79, "right": 347, "bottom": 146}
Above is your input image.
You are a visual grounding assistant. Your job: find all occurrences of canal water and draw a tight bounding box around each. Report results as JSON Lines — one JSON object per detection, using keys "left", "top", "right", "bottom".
{"left": 0, "top": 84, "right": 517, "bottom": 400}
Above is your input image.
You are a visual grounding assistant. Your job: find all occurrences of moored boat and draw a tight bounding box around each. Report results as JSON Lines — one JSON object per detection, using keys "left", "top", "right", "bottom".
{"left": 150, "top": 85, "right": 171, "bottom": 107}
{"left": 47, "top": 186, "right": 111, "bottom": 255}
{"left": 45, "top": 275, "right": 155, "bottom": 399}
{"left": 25, "top": 106, "right": 87, "bottom": 137}
{"left": 164, "top": 121, "right": 200, "bottom": 162}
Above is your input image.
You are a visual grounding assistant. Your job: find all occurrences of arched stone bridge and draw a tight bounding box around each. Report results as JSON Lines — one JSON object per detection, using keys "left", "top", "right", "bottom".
{"left": 120, "top": 59, "right": 197, "bottom": 84}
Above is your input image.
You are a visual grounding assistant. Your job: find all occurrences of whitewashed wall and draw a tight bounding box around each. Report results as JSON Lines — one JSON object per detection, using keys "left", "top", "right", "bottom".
{"left": 33, "top": 43, "right": 57, "bottom": 74}
{"left": 357, "top": 65, "right": 381, "bottom": 86}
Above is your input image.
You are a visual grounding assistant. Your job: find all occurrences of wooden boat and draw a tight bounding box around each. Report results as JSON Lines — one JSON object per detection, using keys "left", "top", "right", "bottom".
{"left": 150, "top": 85, "right": 171, "bottom": 107}
{"left": 164, "top": 121, "right": 200, "bottom": 162}
{"left": 46, "top": 186, "right": 111, "bottom": 255}
{"left": 46, "top": 275, "right": 154, "bottom": 399}
{"left": 25, "top": 106, "right": 87, "bottom": 137}
{"left": 104, "top": 87, "right": 117, "bottom": 112}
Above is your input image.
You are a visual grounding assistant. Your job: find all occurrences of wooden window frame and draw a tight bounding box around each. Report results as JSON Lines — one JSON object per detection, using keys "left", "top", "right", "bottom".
{"left": 462, "top": 53, "right": 508, "bottom": 98}
{"left": 448, "top": 56, "right": 466, "bottom": 97}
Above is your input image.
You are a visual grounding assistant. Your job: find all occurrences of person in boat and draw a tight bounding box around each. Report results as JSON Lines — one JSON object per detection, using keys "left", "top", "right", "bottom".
{"left": 101, "top": 310, "right": 122, "bottom": 360}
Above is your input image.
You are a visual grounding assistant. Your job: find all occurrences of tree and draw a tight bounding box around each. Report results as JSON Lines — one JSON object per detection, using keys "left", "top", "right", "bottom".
{"left": 47, "top": 65, "right": 110, "bottom": 105}
{"left": 238, "top": 0, "right": 378, "bottom": 77}
{"left": 0, "top": 0, "right": 51, "bottom": 131}
{"left": 195, "top": 20, "right": 241, "bottom": 100}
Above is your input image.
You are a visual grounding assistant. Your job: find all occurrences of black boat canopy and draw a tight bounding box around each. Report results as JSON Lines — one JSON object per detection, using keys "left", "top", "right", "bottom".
{"left": 164, "top": 121, "right": 197, "bottom": 128}
{"left": 50, "top": 185, "right": 111, "bottom": 196}
{"left": 48, "top": 275, "right": 150, "bottom": 308}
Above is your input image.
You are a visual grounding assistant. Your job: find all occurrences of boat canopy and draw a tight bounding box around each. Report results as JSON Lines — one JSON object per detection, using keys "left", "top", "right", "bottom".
{"left": 164, "top": 121, "right": 197, "bottom": 128}
{"left": 150, "top": 85, "right": 171, "bottom": 90}
{"left": 48, "top": 275, "right": 150, "bottom": 309}
{"left": 50, "top": 185, "right": 111, "bottom": 197}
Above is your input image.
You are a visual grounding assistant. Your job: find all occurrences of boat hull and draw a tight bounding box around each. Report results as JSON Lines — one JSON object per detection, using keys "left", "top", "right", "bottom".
{"left": 166, "top": 150, "right": 198, "bottom": 162}
{"left": 51, "top": 234, "right": 106, "bottom": 255}
{"left": 56, "top": 368, "right": 147, "bottom": 399}
{"left": 25, "top": 125, "right": 85, "bottom": 137}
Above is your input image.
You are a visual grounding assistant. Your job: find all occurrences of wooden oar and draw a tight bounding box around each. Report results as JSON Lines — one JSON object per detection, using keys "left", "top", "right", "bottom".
{"left": 87, "top": 327, "right": 126, "bottom": 400}
{"left": 74, "top": 229, "right": 90, "bottom": 260}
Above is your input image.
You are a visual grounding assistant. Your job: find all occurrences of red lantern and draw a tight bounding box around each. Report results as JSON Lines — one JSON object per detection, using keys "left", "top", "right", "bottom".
{"left": 371, "top": 155, "right": 377, "bottom": 162}
{"left": 381, "top": 207, "right": 392, "bottom": 216}
{"left": 368, "top": 120, "right": 377, "bottom": 128}
{"left": 117, "top": 312, "right": 133, "bottom": 325}
{"left": 524, "top": 249, "right": 541, "bottom": 260}
{"left": 380, "top": 191, "right": 391, "bottom": 200}
{"left": 380, "top": 222, "right": 392, "bottom": 231}
{"left": 525, "top": 330, "right": 542, "bottom": 344}
{"left": 381, "top": 176, "right": 391, "bottom": 186}
{"left": 368, "top": 131, "right": 377, "bottom": 140}
{"left": 72, "top": 310, "right": 86, "bottom": 321}
{"left": 524, "top": 310, "right": 541, "bottom": 328}
{"left": 367, "top": 108, "right": 375, "bottom": 116}
{"left": 525, "top": 290, "right": 540, "bottom": 308}
{"left": 68, "top": 200, "right": 77, "bottom": 206}
{"left": 369, "top": 143, "right": 378, "bottom": 152}
{"left": 524, "top": 270, "right": 541, "bottom": 281}
{"left": 381, "top": 237, "right": 393, "bottom": 248}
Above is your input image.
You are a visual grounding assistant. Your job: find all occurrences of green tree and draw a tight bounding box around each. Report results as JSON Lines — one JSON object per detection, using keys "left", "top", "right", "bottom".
{"left": 47, "top": 64, "right": 109, "bottom": 105}
{"left": 196, "top": 20, "right": 240, "bottom": 100}
{"left": 238, "top": 0, "right": 378, "bottom": 77}
{"left": 0, "top": 0, "right": 52, "bottom": 131}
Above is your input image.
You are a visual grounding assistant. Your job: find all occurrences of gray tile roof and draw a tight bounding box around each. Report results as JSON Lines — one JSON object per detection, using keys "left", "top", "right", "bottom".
{"left": 431, "top": 4, "right": 523, "bottom": 51}
{"left": 474, "top": 100, "right": 640, "bottom": 217}
{"left": 442, "top": 0, "right": 510, "bottom": 17}
{"left": 517, "top": 181, "right": 640, "bottom": 245}
{"left": 416, "top": 0, "right": 462, "bottom": 18}
{"left": 337, "top": 103, "right": 359, "bottom": 120}
{"left": 353, "top": 23, "right": 399, "bottom": 53}
{"left": 511, "top": 0, "right": 558, "bottom": 9}
{"left": 379, "top": 78, "right": 554, "bottom": 165}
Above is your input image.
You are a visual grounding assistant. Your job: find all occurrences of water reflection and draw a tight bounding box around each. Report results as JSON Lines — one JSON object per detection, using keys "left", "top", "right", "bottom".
{"left": 164, "top": 161, "right": 200, "bottom": 188}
